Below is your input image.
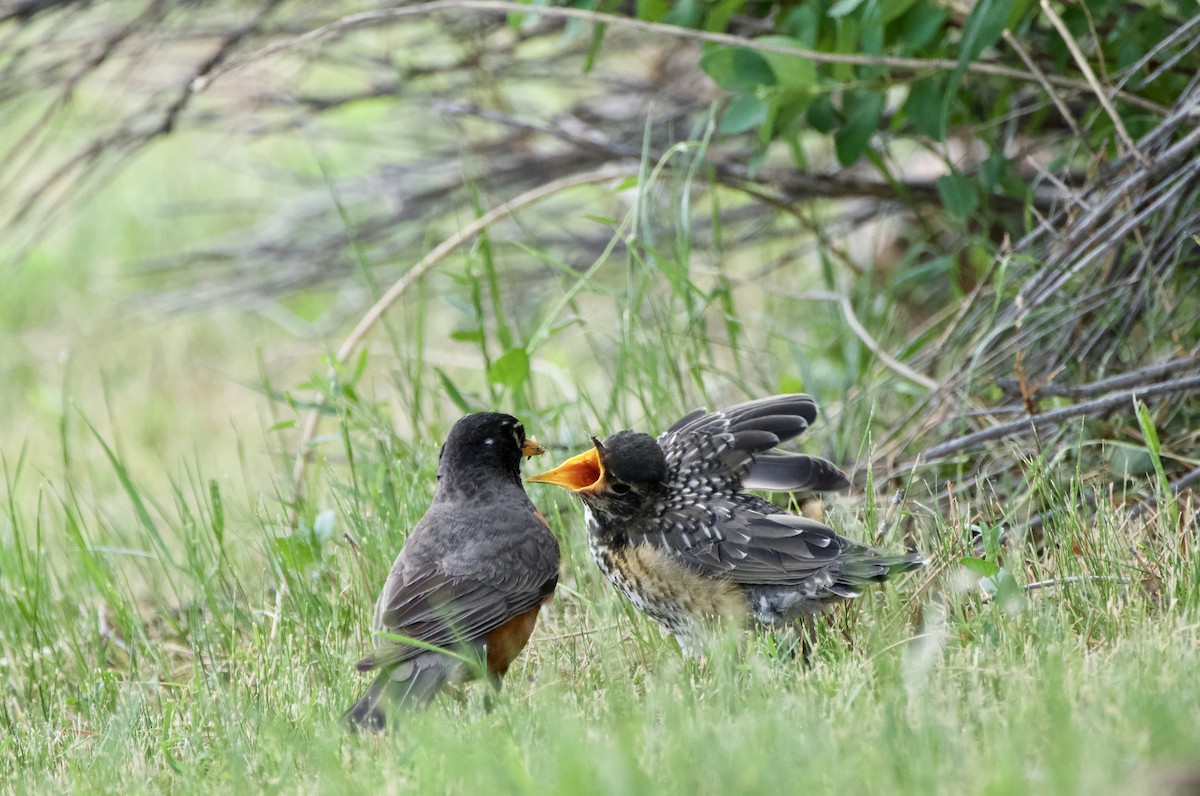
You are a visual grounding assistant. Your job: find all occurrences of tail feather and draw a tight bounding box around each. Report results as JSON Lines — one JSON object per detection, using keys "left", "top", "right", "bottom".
{"left": 342, "top": 655, "right": 451, "bottom": 732}
{"left": 841, "top": 550, "right": 926, "bottom": 584}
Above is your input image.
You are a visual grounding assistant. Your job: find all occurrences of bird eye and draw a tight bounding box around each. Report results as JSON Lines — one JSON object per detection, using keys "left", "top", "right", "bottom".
{"left": 611, "top": 482, "right": 632, "bottom": 495}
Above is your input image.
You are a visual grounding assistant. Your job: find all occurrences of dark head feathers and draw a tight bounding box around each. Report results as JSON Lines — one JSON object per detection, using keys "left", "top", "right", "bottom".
{"left": 438, "top": 412, "right": 532, "bottom": 486}
{"left": 599, "top": 430, "right": 668, "bottom": 487}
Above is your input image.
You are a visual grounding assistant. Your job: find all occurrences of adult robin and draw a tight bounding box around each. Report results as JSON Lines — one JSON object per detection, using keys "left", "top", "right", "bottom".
{"left": 344, "top": 413, "right": 560, "bottom": 731}
{"left": 527, "top": 394, "right": 923, "bottom": 651}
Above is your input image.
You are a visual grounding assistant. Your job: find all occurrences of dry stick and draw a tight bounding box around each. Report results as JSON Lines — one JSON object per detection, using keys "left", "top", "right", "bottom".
{"left": 1024, "top": 576, "right": 1133, "bottom": 591}
{"left": 995, "top": 356, "right": 1199, "bottom": 400}
{"left": 830, "top": 292, "right": 939, "bottom": 391}
{"left": 921, "top": 374, "right": 1200, "bottom": 461}
{"left": 288, "top": 164, "right": 639, "bottom": 511}
{"left": 690, "top": 270, "right": 940, "bottom": 391}
{"left": 1039, "top": 0, "right": 1149, "bottom": 164}
{"left": 1127, "top": 465, "right": 1200, "bottom": 519}
{"left": 1114, "top": 12, "right": 1200, "bottom": 92}
{"left": 1001, "top": 30, "right": 1085, "bottom": 143}
{"left": 188, "top": 0, "right": 1168, "bottom": 115}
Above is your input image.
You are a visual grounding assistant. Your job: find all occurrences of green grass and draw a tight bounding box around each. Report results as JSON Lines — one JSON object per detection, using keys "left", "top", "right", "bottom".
{"left": 3, "top": 89, "right": 1198, "bottom": 796}
{"left": 2, "top": 421, "right": 1197, "bottom": 795}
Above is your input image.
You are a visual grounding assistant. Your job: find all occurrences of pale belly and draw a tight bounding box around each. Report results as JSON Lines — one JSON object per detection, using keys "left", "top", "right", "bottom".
{"left": 583, "top": 507, "right": 746, "bottom": 650}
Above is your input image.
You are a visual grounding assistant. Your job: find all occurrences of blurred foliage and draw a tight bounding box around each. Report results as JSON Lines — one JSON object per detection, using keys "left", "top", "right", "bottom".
{"left": 1, "top": 0, "right": 1197, "bottom": 505}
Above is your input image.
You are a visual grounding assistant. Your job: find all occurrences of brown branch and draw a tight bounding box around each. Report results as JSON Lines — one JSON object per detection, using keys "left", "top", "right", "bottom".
{"left": 190, "top": 0, "right": 1169, "bottom": 115}
{"left": 995, "top": 356, "right": 1200, "bottom": 400}
{"left": 921, "top": 374, "right": 1200, "bottom": 461}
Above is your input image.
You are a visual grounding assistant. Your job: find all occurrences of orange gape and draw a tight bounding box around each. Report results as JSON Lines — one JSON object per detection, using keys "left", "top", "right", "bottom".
{"left": 486, "top": 600, "right": 549, "bottom": 676}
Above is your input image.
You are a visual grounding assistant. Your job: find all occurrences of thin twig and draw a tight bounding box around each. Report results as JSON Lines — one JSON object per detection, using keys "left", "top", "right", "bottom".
{"left": 689, "top": 278, "right": 940, "bottom": 391}
{"left": 832, "top": 292, "right": 939, "bottom": 391}
{"left": 995, "top": 356, "right": 1199, "bottom": 400}
{"left": 921, "top": 374, "right": 1200, "bottom": 461}
{"left": 1024, "top": 575, "right": 1133, "bottom": 591}
{"left": 1040, "top": 0, "right": 1149, "bottom": 164}
{"left": 1001, "top": 30, "right": 1084, "bottom": 143}
{"left": 289, "top": 164, "right": 639, "bottom": 514}
{"left": 1127, "top": 466, "right": 1200, "bottom": 519}
{"left": 189, "top": 0, "right": 1168, "bottom": 115}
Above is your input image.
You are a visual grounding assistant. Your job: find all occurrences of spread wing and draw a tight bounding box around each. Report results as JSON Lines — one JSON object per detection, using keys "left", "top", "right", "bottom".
{"left": 632, "top": 394, "right": 885, "bottom": 588}
{"left": 358, "top": 510, "right": 559, "bottom": 671}
{"left": 660, "top": 394, "right": 850, "bottom": 493}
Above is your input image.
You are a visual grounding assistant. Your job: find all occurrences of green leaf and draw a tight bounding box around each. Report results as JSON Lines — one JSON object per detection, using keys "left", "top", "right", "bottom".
{"left": 936, "top": 172, "right": 980, "bottom": 220}
{"left": 209, "top": 479, "right": 224, "bottom": 547}
{"left": 833, "top": 17, "right": 860, "bottom": 81}
{"left": 582, "top": 21, "right": 608, "bottom": 74}
{"left": 782, "top": 4, "right": 821, "bottom": 47}
{"left": 960, "top": 556, "right": 1000, "bottom": 577}
{"left": 754, "top": 36, "right": 818, "bottom": 91}
{"left": 348, "top": 347, "right": 369, "bottom": 386}
{"left": 835, "top": 92, "right": 884, "bottom": 165}
{"left": 892, "top": 254, "right": 954, "bottom": 290}
{"left": 1136, "top": 399, "right": 1179, "bottom": 530}
{"left": 435, "top": 367, "right": 473, "bottom": 412}
{"left": 700, "top": 47, "right": 777, "bottom": 91}
{"left": 807, "top": 96, "right": 836, "bottom": 133}
{"left": 636, "top": 0, "right": 670, "bottom": 22}
{"left": 487, "top": 347, "right": 531, "bottom": 389}
{"left": 721, "top": 93, "right": 769, "bottom": 134}
{"left": 958, "top": 0, "right": 1012, "bottom": 67}
{"left": 981, "top": 150, "right": 1008, "bottom": 191}
{"left": 881, "top": 0, "right": 921, "bottom": 24}
{"left": 274, "top": 532, "right": 321, "bottom": 572}
{"left": 705, "top": 0, "right": 746, "bottom": 32}
{"left": 450, "top": 328, "right": 484, "bottom": 343}
{"left": 905, "top": 75, "right": 948, "bottom": 140}
{"left": 828, "top": 0, "right": 866, "bottom": 19}
{"left": 663, "top": 0, "right": 703, "bottom": 28}
{"left": 901, "top": 3, "right": 946, "bottom": 51}
{"left": 84, "top": 417, "right": 178, "bottom": 571}
{"left": 766, "top": 90, "right": 817, "bottom": 142}
{"left": 860, "top": 0, "right": 884, "bottom": 55}
{"left": 1006, "top": 0, "right": 1035, "bottom": 28}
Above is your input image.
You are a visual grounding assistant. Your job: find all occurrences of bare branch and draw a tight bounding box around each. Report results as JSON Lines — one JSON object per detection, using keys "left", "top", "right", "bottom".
{"left": 921, "top": 375, "right": 1200, "bottom": 462}
{"left": 1039, "top": 0, "right": 1148, "bottom": 163}
{"left": 191, "top": 0, "right": 1169, "bottom": 115}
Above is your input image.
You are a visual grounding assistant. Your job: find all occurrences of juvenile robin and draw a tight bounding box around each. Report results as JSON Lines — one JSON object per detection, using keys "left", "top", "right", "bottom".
{"left": 528, "top": 394, "right": 923, "bottom": 651}
{"left": 344, "top": 413, "right": 560, "bottom": 730}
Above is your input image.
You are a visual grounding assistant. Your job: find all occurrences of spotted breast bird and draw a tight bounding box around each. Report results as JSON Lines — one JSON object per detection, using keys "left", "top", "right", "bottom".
{"left": 344, "top": 413, "right": 560, "bottom": 731}
{"left": 527, "top": 395, "right": 923, "bottom": 652}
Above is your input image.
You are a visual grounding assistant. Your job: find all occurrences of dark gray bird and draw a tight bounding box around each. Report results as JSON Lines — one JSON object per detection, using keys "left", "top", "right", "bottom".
{"left": 345, "top": 413, "right": 560, "bottom": 730}
{"left": 528, "top": 395, "right": 923, "bottom": 651}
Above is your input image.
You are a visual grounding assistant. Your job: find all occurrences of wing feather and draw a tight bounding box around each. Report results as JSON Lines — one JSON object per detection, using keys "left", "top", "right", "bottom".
{"left": 630, "top": 395, "right": 901, "bottom": 593}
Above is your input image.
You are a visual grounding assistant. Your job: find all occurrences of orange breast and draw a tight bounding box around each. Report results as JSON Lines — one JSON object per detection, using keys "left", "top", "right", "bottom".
{"left": 485, "top": 599, "right": 549, "bottom": 676}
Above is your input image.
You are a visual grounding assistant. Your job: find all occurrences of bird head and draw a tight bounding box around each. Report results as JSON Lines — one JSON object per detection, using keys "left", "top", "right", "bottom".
{"left": 438, "top": 413, "right": 544, "bottom": 489}
{"left": 527, "top": 430, "right": 666, "bottom": 518}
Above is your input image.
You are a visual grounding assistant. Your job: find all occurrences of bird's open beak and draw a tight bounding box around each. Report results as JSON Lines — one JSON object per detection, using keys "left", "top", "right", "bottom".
{"left": 521, "top": 438, "right": 546, "bottom": 458}
{"left": 526, "top": 437, "right": 605, "bottom": 492}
